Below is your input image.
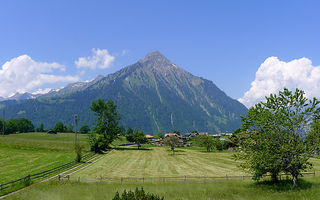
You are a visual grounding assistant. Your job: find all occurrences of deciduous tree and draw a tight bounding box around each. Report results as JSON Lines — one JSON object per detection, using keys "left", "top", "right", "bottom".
{"left": 236, "top": 88, "right": 320, "bottom": 186}
{"left": 126, "top": 130, "right": 148, "bottom": 149}
{"left": 163, "top": 136, "right": 180, "bottom": 155}
{"left": 90, "top": 99, "right": 121, "bottom": 150}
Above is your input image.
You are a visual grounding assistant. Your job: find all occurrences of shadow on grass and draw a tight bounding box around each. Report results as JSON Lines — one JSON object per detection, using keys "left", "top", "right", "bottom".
{"left": 112, "top": 147, "right": 153, "bottom": 151}
{"left": 250, "top": 179, "right": 315, "bottom": 192}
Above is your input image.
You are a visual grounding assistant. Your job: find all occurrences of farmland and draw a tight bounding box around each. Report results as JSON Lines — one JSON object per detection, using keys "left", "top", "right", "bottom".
{"left": 2, "top": 134, "right": 320, "bottom": 199}
{"left": 73, "top": 146, "right": 247, "bottom": 178}
{"left": 0, "top": 132, "right": 89, "bottom": 183}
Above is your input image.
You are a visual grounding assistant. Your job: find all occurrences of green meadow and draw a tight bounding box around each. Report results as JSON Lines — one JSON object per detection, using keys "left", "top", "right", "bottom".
{"left": 0, "top": 132, "right": 90, "bottom": 183}
{"left": 2, "top": 134, "right": 320, "bottom": 199}
{"left": 73, "top": 146, "right": 247, "bottom": 178}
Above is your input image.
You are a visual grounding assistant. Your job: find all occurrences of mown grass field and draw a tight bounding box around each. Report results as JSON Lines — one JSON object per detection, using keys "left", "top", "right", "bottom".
{"left": 4, "top": 176, "right": 320, "bottom": 200}
{"left": 0, "top": 132, "right": 90, "bottom": 183}
{"left": 73, "top": 146, "right": 320, "bottom": 178}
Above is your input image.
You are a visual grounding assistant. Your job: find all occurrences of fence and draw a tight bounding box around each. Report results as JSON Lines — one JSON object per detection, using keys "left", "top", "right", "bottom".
{"left": 0, "top": 152, "right": 95, "bottom": 192}
{"left": 58, "top": 171, "right": 316, "bottom": 184}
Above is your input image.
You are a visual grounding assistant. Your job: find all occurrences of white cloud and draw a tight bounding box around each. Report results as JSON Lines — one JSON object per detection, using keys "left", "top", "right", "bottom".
{"left": 239, "top": 57, "right": 320, "bottom": 108}
{"left": 75, "top": 48, "right": 115, "bottom": 69}
{"left": 0, "top": 55, "right": 78, "bottom": 97}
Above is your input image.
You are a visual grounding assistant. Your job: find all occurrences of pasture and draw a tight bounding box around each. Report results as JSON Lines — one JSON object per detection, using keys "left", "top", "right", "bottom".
{"left": 73, "top": 146, "right": 247, "bottom": 178}
{"left": 0, "top": 132, "right": 89, "bottom": 183}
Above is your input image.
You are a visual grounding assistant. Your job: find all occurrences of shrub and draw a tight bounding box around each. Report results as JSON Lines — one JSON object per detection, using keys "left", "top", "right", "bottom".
{"left": 75, "top": 144, "right": 83, "bottom": 162}
{"left": 113, "top": 187, "right": 164, "bottom": 200}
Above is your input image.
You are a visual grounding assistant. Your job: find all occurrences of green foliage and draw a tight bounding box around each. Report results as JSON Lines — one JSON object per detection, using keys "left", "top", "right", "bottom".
{"left": 173, "top": 130, "right": 180, "bottom": 135}
{"left": 163, "top": 136, "right": 180, "bottom": 155}
{"left": 3, "top": 118, "right": 34, "bottom": 134}
{"left": 113, "top": 187, "right": 164, "bottom": 200}
{"left": 35, "top": 123, "right": 44, "bottom": 132}
{"left": 196, "top": 135, "right": 215, "bottom": 152}
{"left": 191, "top": 130, "right": 198, "bottom": 133}
{"left": 66, "top": 123, "right": 73, "bottom": 133}
{"left": 126, "top": 127, "right": 134, "bottom": 135}
{"left": 90, "top": 99, "right": 121, "bottom": 151}
{"left": 74, "top": 144, "right": 83, "bottom": 162}
{"left": 195, "top": 136, "right": 228, "bottom": 152}
{"left": 126, "top": 130, "right": 148, "bottom": 149}
{"left": 53, "top": 121, "right": 66, "bottom": 133}
{"left": 236, "top": 88, "right": 320, "bottom": 186}
{"left": 80, "top": 125, "right": 90, "bottom": 134}
{"left": 306, "top": 119, "right": 320, "bottom": 155}
{"left": 156, "top": 130, "right": 164, "bottom": 139}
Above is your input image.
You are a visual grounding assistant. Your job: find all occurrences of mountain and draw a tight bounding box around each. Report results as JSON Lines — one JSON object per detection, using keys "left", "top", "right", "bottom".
{"left": 41, "top": 75, "right": 104, "bottom": 98}
{"left": 0, "top": 51, "right": 247, "bottom": 133}
{"left": 0, "top": 92, "right": 39, "bottom": 102}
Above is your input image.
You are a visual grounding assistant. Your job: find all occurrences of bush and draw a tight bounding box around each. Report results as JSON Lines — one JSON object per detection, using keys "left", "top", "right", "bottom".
{"left": 113, "top": 187, "right": 164, "bottom": 200}
{"left": 75, "top": 144, "right": 83, "bottom": 162}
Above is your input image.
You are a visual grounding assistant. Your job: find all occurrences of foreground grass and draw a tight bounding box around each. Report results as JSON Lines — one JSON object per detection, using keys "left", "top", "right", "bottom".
{"left": 4, "top": 176, "right": 320, "bottom": 200}
{"left": 0, "top": 132, "right": 90, "bottom": 184}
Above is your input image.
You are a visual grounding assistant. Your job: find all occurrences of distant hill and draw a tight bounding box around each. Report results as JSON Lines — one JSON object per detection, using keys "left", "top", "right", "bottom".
{"left": 0, "top": 51, "right": 247, "bottom": 134}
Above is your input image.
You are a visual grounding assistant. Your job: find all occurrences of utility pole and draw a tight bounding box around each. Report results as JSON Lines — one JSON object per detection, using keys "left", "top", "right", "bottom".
{"left": 74, "top": 114, "right": 78, "bottom": 145}
{"left": 2, "top": 109, "right": 4, "bottom": 136}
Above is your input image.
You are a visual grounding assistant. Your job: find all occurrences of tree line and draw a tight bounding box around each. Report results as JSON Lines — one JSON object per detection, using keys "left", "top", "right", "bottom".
{"left": 0, "top": 118, "right": 34, "bottom": 134}
{"left": 0, "top": 117, "right": 91, "bottom": 134}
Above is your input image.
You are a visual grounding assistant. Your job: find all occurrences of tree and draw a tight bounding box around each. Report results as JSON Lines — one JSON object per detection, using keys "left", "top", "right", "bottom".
{"left": 66, "top": 123, "right": 74, "bottom": 133}
{"left": 173, "top": 130, "right": 180, "bottom": 135}
{"left": 236, "top": 88, "right": 320, "bottom": 186}
{"left": 6, "top": 119, "right": 18, "bottom": 134}
{"left": 16, "top": 118, "right": 34, "bottom": 133}
{"left": 306, "top": 119, "right": 320, "bottom": 155}
{"left": 36, "top": 123, "right": 44, "bottom": 132}
{"left": 156, "top": 130, "right": 164, "bottom": 139}
{"left": 196, "top": 135, "right": 215, "bottom": 152}
{"left": 163, "top": 136, "right": 180, "bottom": 155}
{"left": 90, "top": 99, "right": 121, "bottom": 150}
{"left": 192, "top": 130, "right": 198, "bottom": 133}
{"left": 126, "top": 130, "right": 148, "bottom": 149}
{"left": 53, "top": 122, "right": 66, "bottom": 133}
{"left": 80, "top": 125, "right": 90, "bottom": 134}
{"left": 126, "top": 127, "right": 134, "bottom": 135}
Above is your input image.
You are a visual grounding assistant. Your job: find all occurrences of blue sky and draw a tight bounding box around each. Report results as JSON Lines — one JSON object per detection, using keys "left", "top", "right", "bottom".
{"left": 0, "top": 0, "right": 319, "bottom": 107}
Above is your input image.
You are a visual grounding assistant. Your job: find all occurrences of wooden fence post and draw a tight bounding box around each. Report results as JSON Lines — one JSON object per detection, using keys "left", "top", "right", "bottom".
{"left": 58, "top": 175, "right": 61, "bottom": 181}
{"left": 242, "top": 176, "right": 244, "bottom": 181}
{"left": 184, "top": 176, "right": 186, "bottom": 183}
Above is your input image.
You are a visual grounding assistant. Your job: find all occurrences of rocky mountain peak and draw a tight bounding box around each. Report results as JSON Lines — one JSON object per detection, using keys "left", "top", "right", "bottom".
{"left": 139, "top": 51, "right": 172, "bottom": 68}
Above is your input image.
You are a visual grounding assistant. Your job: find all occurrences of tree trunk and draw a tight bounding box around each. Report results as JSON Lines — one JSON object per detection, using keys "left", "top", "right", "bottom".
{"left": 271, "top": 173, "right": 278, "bottom": 183}
{"left": 292, "top": 175, "right": 298, "bottom": 187}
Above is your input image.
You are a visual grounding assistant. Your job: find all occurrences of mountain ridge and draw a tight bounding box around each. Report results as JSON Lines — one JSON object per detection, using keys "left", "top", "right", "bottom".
{"left": 0, "top": 51, "right": 247, "bottom": 133}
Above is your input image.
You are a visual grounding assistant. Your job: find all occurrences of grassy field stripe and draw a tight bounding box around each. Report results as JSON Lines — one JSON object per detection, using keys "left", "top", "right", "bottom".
{"left": 63, "top": 154, "right": 105, "bottom": 177}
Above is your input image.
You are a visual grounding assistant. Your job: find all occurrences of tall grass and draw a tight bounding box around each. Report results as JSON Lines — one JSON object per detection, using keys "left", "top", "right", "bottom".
{"left": 4, "top": 176, "right": 320, "bottom": 200}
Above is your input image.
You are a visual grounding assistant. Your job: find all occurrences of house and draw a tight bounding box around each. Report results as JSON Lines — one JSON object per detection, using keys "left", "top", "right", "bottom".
{"left": 164, "top": 133, "right": 181, "bottom": 138}
{"left": 47, "top": 130, "right": 57, "bottom": 134}
{"left": 145, "top": 134, "right": 155, "bottom": 141}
